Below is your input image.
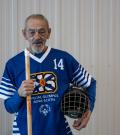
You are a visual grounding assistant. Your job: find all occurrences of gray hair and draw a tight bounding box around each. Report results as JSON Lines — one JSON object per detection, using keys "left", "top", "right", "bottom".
{"left": 24, "top": 14, "right": 49, "bottom": 29}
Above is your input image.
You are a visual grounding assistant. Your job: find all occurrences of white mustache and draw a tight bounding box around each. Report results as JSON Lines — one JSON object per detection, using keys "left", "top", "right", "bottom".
{"left": 32, "top": 40, "right": 43, "bottom": 44}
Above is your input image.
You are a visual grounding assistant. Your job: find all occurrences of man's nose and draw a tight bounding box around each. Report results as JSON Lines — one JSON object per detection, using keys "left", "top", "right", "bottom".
{"left": 34, "top": 32, "right": 41, "bottom": 39}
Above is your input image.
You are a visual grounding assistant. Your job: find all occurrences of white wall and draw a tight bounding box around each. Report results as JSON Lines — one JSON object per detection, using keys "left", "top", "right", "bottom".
{"left": 0, "top": 0, "right": 120, "bottom": 135}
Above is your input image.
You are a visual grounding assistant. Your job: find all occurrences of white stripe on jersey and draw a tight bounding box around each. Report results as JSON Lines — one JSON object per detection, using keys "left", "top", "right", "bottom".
{"left": 0, "top": 94, "right": 10, "bottom": 99}
{"left": 82, "top": 75, "right": 92, "bottom": 87}
{"left": 0, "top": 89, "right": 14, "bottom": 95}
{"left": 1, "top": 80, "right": 14, "bottom": 87}
{"left": 12, "top": 114, "right": 20, "bottom": 135}
{"left": 13, "top": 127, "right": 19, "bottom": 131}
{"left": 75, "top": 69, "right": 86, "bottom": 83}
{"left": 67, "top": 131, "right": 72, "bottom": 134}
{"left": 13, "top": 121, "right": 17, "bottom": 126}
{"left": 77, "top": 72, "right": 89, "bottom": 85}
{"left": 0, "top": 85, "right": 16, "bottom": 92}
{"left": 66, "top": 125, "right": 70, "bottom": 129}
{"left": 72, "top": 69, "right": 82, "bottom": 81}
{"left": 2, "top": 77, "right": 11, "bottom": 81}
{"left": 73, "top": 65, "right": 81, "bottom": 74}
{"left": 65, "top": 120, "right": 68, "bottom": 123}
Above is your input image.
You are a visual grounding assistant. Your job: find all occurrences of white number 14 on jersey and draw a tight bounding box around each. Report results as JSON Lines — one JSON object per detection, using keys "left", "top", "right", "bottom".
{"left": 53, "top": 59, "right": 64, "bottom": 70}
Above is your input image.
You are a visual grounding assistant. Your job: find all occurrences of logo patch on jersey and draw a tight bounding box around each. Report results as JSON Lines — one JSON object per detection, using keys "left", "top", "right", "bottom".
{"left": 31, "top": 72, "right": 57, "bottom": 95}
{"left": 39, "top": 104, "right": 51, "bottom": 116}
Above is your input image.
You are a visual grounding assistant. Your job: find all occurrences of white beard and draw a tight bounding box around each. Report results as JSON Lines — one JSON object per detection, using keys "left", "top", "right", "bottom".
{"left": 29, "top": 44, "right": 46, "bottom": 54}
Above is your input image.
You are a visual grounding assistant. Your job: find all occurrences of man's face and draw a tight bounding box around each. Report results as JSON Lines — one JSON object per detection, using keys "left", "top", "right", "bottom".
{"left": 23, "top": 18, "right": 51, "bottom": 53}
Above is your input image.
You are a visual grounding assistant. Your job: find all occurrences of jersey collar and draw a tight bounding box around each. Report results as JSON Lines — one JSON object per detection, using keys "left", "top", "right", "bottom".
{"left": 24, "top": 46, "right": 51, "bottom": 63}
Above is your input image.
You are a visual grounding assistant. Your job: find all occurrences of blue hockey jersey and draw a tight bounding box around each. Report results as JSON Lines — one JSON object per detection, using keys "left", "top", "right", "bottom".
{"left": 0, "top": 46, "right": 95, "bottom": 135}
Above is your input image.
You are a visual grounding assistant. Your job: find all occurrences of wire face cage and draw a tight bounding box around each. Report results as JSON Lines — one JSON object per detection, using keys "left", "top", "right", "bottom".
{"left": 61, "top": 87, "right": 89, "bottom": 119}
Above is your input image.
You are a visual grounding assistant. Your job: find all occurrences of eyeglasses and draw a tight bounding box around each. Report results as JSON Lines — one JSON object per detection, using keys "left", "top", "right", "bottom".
{"left": 26, "top": 28, "right": 47, "bottom": 37}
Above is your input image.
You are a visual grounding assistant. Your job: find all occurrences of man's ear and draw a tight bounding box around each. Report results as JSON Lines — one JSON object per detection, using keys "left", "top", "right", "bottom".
{"left": 47, "top": 28, "right": 51, "bottom": 38}
{"left": 22, "top": 29, "right": 27, "bottom": 40}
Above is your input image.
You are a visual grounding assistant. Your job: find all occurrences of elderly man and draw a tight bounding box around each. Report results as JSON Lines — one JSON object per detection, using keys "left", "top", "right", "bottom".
{"left": 0, "top": 14, "right": 96, "bottom": 135}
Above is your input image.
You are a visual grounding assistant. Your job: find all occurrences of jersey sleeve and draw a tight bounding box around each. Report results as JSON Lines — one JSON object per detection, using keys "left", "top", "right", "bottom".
{"left": 68, "top": 54, "right": 96, "bottom": 111}
{"left": 0, "top": 61, "right": 17, "bottom": 100}
{"left": 70, "top": 56, "right": 92, "bottom": 88}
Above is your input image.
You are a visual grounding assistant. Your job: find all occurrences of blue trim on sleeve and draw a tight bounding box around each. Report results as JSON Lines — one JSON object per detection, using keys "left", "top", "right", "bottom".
{"left": 4, "top": 91, "right": 25, "bottom": 113}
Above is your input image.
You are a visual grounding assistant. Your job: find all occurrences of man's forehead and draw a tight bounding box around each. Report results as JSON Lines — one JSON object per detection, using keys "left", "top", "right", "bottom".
{"left": 26, "top": 18, "right": 49, "bottom": 28}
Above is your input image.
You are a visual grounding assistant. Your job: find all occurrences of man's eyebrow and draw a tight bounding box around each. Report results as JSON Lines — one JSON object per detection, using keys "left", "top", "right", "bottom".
{"left": 28, "top": 28, "right": 35, "bottom": 31}
{"left": 28, "top": 28, "right": 45, "bottom": 31}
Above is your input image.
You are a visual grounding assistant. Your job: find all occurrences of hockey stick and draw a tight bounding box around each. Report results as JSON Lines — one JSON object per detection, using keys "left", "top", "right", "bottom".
{"left": 25, "top": 49, "right": 32, "bottom": 135}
